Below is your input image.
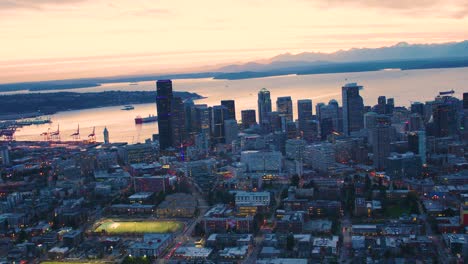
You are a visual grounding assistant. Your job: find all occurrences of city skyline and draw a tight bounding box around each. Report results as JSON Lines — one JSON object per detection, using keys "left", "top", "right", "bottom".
{"left": 1, "top": 0, "right": 468, "bottom": 82}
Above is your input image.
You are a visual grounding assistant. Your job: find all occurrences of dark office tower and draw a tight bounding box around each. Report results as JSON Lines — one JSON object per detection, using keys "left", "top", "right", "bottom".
{"left": 376, "top": 96, "right": 387, "bottom": 114}
{"left": 286, "top": 121, "right": 298, "bottom": 139}
{"left": 409, "top": 113, "right": 423, "bottom": 131}
{"left": 156, "top": 79, "right": 173, "bottom": 150}
{"left": 302, "top": 120, "right": 320, "bottom": 142}
{"left": 433, "top": 103, "right": 455, "bottom": 137}
{"left": 371, "top": 124, "right": 392, "bottom": 170}
{"left": 241, "top": 109, "right": 257, "bottom": 129}
{"left": 386, "top": 98, "right": 395, "bottom": 114}
{"left": 221, "top": 100, "right": 236, "bottom": 121}
{"left": 464, "top": 93, "right": 468, "bottom": 109}
{"left": 171, "top": 97, "right": 187, "bottom": 147}
{"left": 342, "top": 83, "right": 364, "bottom": 136}
{"left": 268, "top": 111, "right": 282, "bottom": 132}
{"left": 211, "top": 105, "right": 229, "bottom": 144}
{"left": 297, "top": 99, "right": 313, "bottom": 132}
{"left": 411, "top": 102, "right": 425, "bottom": 117}
{"left": 276, "top": 96, "right": 293, "bottom": 123}
{"left": 184, "top": 99, "right": 195, "bottom": 134}
{"left": 408, "top": 131, "right": 426, "bottom": 164}
{"left": 258, "top": 88, "right": 272, "bottom": 126}
{"left": 320, "top": 118, "right": 334, "bottom": 140}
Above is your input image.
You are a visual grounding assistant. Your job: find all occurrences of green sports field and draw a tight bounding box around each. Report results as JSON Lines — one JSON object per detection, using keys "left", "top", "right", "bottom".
{"left": 94, "top": 220, "right": 183, "bottom": 234}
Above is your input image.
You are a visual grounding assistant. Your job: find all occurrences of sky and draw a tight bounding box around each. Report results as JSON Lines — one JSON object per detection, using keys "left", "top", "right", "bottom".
{"left": 1, "top": 0, "right": 468, "bottom": 83}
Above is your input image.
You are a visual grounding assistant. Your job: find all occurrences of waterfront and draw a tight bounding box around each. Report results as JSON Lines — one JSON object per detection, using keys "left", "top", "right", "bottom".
{"left": 10, "top": 67, "right": 468, "bottom": 143}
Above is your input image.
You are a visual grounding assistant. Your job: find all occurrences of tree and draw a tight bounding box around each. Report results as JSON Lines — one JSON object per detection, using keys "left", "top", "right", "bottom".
{"left": 286, "top": 233, "right": 295, "bottom": 251}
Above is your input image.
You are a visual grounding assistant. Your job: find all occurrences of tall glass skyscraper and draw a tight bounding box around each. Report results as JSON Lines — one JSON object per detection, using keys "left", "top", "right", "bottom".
{"left": 258, "top": 88, "right": 272, "bottom": 126}
{"left": 276, "top": 96, "right": 293, "bottom": 123}
{"left": 297, "top": 99, "right": 313, "bottom": 132}
{"left": 221, "top": 100, "right": 236, "bottom": 121}
{"left": 156, "top": 79, "right": 173, "bottom": 150}
{"left": 342, "top": 83, "right": 364, "bottom": 136}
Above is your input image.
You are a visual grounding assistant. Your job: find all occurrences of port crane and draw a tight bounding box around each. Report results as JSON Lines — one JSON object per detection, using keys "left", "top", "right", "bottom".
{"left": 49, "top": 124, "right": 60, "bottom": 141}
{"left": 71, "top": 124, "right": 80, "bottom": 140}
{"left": 88, "top": 126, "right": 96, "bottom": 142}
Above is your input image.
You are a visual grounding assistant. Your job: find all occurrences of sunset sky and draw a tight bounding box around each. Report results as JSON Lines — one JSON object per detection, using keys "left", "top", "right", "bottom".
{"left": 1, "top": 0, "right": 468, "bottom": 83}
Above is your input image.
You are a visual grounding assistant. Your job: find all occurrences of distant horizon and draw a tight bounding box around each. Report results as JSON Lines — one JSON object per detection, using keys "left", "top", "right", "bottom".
{"left": 1, "top": 0, "right": 468, "bottom": 83}
{"left": 1, "top": 39, "right": 468, "bottom": 85}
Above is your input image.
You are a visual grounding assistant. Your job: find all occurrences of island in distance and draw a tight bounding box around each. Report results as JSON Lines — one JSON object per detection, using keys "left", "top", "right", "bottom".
{"left": 0, "top": 90, "right": 203, "bottom": 120}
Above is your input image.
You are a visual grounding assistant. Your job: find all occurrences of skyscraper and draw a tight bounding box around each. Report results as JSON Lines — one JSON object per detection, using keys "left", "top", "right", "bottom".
{"left": 171, "top": 96, "right": 187, "bottom": 147}
{"left": 408, "top": 130, "right": 426, "bottom": 164}
{"left": 224, "top": 119, "right": 239, "bottom": 144}
{"left": 411, "top": 102, "right": 425, "bottom": 117}
{"left": 156, "top": 79, "right": 173, "bottom": 150}
{"left": 276, "top": 96, "right": 293, "bottom": 124}
{"left": 221, "top": 100, "right": 236, "bottom": 121}
{"left": 317, "top": 100, "right": 340, "bottom": 139}
{"left": 241, "top": 109, "right": 256, "bottom": 129}
{"left": 258, "top": 88, "right": 272, "bottom": 126}
{"left": 371, "top": 124, "right": 391, "bottom": 170}
{"left": 464, "top": 92, "right": 468, "bottom": 109}
{"left": 211, "top": 105, "right": 229, "bottom": 144}
{"left": 342, "top": 83, "right": 364, "bottom": 136}
{"left": 297, "top": 99, "right": 313, "bottom": 132}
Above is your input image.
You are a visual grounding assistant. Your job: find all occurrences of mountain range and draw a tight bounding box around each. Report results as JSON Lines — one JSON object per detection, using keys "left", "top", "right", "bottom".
{"left": 217, "top": 41, "right": 468, "bottom": 73}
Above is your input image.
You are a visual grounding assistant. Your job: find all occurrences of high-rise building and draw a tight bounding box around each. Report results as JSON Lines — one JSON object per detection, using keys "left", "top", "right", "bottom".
{"left": 371, "top": 124, "right": 391, "bottom": 170}
{"left": 286, "top": 121, "right": 298, "bottom": 139}
{"left": 171, "top": 96, "right": 187, "bottom": 147}
{"left": 464, "top": 93, "right": 468, "bottom": 109}
{"left": 376, "top": 96, "right": 387, "bottom": 114}
{"left": 297, "top": 99, "right": 313, "bottom": 132}
{"left": 224, "top": 119, "right": 239, "bottom": 144}
{"left": 156, "top": 80, "right": 173, "bottom": 150}
{"left": 302, "top": 120, "right": 319, "bottom": 142}
{"left": 103, "top": 127, "right": 109, "bottom": 144}
{"left": 211, "top": 105, "right": 229, "bottom": 144}
{"left": 411, "top": 102, "right": 425, "bottom": 117}
{"left": 408, "top": 131, "right": 426, "bottom": 164}
{"left": 304, "top": 143, "right": 336, "bottom": 174}
{"left": 268, "top": 111, "right": 282, "bottom": 132}
{"left": 194, "top": 104, "right": 211, "bottom": 133}
{"left": 258, "top": 88, "right": 272, "bottom": 126}
{"left": 433, "top": 103, "right": 454, "bottom": 137}
{"left": 221, "top": 100, "right": 236, "bottom": 121}
{"left": 317, "top": 100, "right": 340, "bottom": 139}
{"left": 409, "top": 113, "right": 423, "bottom": 132}
{"left": 276, "top": 96, "right": 293, "bottom": 124}
{"left": 342, "top": 83, "right": 364, "bottom": 136}
{"left": 386, "top": 98, "right": 395, "bottom": 114}
{"left": 241, "top": 109, "right": 256, "bottom": 129}
{"left": 0, "top": 146, "right": 9, "bottom": 166}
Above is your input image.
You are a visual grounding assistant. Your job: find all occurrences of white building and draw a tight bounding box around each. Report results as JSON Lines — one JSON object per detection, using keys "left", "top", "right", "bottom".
{"left": 234, "top": 191, "right": 271, "bottom": 206}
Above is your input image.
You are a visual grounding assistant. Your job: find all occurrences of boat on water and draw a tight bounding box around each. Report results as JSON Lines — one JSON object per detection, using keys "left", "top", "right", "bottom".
{"left": 129, "top": 82, "right": 139, "bottom": 86}
{"left": 135, "top": 115, "right": 158, "bottom": 124}
{"left": 121, "top": 105, "right": 135, "bottom": 110}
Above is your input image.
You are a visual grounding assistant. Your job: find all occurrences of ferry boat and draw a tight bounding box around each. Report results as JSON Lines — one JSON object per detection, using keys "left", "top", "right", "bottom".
{"left": 135, "top": 115, "right": 158, "bottom": 124}
{"left": 121, "top": 105, "right": 135, "bottom": 111}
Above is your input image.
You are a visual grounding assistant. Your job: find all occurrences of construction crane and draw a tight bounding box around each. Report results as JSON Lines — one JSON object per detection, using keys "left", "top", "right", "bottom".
{"left": 40, "top": 128, "right": 51, "bottom": 141}
{"left": 71, "top": 124, "right": 80, "bottom": 140}
{"left": 88, "top": 126, "right": 96, "bottom": 142}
